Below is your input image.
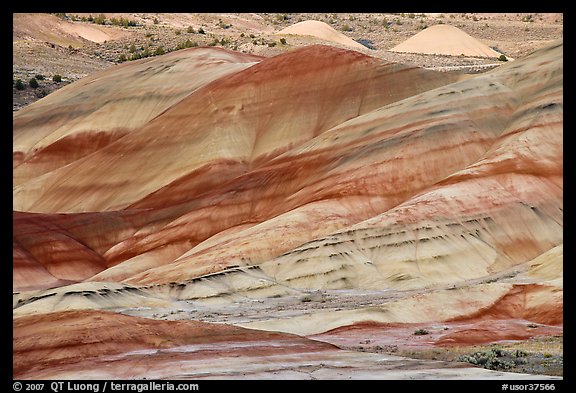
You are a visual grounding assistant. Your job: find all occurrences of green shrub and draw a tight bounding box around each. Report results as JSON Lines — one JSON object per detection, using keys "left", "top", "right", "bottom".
{"left": 175, "top": 39, "right": 199, "bottom": 50}
{"left": 154, "top": 46, "right": 165, "bottom": 56}
{"left": 457, "top": 348, "right": 524, "bottom": 371}
{"left": 498, "top": 54, "right": 508, "bottom": 62}
{"left": 52, "top": 75, "right": 62, "bottom": 83}
{"left": 197, "top": 27, "right": 205, "bottom": 34}
{"left": 29, "top": 78, "right": 39, "bottom": 89}
{"left": 35, "top": 74, "right": 45, "bottom": 80}
{"left": 118, "top": 53, "right": 127, "bottom": 62}
{"left": 187, "top": 26, "right": 195, "bottom": 33}
{"left": 280, "top": 38, "right": 287, "bottom": 45}
{"left": 94, "top": 14, "right": 106, "bottom": 25}
{"left": 15, "top": 79, "right": 25, "bottom": 90}
{"left": 413, "top": 328, "right": 430, "bottom": 335}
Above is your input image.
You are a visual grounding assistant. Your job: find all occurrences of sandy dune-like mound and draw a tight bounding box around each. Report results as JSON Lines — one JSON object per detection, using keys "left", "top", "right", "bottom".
{"left": 390, "top": 24, "right": 507, "bottom": 58}
{"left": 276, "top": 20, "right": 367, "bottom": 50}
{"left": 13, "top": 13, "right": 129, "bottom": 46}
{"left": 14, "top": 41, "right": 562, "bottom": 379}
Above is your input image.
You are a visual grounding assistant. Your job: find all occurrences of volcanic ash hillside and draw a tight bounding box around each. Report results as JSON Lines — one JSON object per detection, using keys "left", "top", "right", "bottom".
{"left": 13, "top": 42, "right": 562, "bottom": 379}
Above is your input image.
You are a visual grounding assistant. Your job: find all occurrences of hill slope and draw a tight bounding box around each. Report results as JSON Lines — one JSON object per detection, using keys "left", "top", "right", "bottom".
{"left": 13, "top": 41, "right": 562, "bottom": 379}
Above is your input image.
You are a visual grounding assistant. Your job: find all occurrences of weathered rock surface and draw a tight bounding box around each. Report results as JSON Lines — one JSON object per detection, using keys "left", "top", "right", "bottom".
{"left": 13, "top": 40, "right": 562, "bottom": 379}
{"left": 13, "top": 310, "right": 560, "bottom": 380}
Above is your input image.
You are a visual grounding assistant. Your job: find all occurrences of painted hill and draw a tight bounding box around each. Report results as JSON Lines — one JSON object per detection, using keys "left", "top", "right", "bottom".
{"left": 13, "top": 41, "right": 562, "bottom": 379}
{"left": 276, "top": 20, "right": 367, "bottom": 51}
{"left": 390, "top": 24, "right": 508, "bottom": 58}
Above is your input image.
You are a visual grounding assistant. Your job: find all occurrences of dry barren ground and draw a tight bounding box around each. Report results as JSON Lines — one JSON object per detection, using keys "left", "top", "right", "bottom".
{"left": 13, "top": 12, "right": 562, "bottom": 110}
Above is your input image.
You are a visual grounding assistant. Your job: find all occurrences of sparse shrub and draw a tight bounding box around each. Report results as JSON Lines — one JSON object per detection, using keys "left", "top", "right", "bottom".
{"left": 175, "top": 39, "right": 198, "bottom": 50}
{"left": 118, "top": 53, "right": 127, "bottom": 62}
{"left": 175, "top": 30, "right": 181, "bottom": 35}
{"left": 29, "top": 78, "right": 39, "bottom": 89}
{"left": 35, "top": 74, "right": 45, "bottom": 80}
{"left": 498, "top": 54, "right": 508, "bottom": 62}
{"left": 154, "top": 46, "right": 165, "bottom": 56}
{"left": 414, "top": 328, "right": 430, "bottom": 335}
{"left": 187, "top": 26, "right": 195, "bottom": 33}
{"left": 52, "top": 75, "right": 62, "bottom": 83}
{"left": 457, "top": 348, "right": 526, "bottom": 371}
{"left": 15, "top": 79, "right": 25, "bottom": 90}
{"left": 94, "top": 14, "right": 106, "bottom": 25}
{"left": 279, "top": 38, "right": 287, "bottom": 45}
{"left": 268, "top": 41, "right": 277, "bottom": 47}
{"left": 197, "top": 27, "right": 205, "bottom": 34}
{"left": 218, "top": 19, "right": 231, "bottom": 29}
{"left": 341, "top": 24, "right": 352, "bottom": 32}
{"left": 154, "top": 18, "right": 159, "bottom": 24}
{"left": 129, "top": 43, "right": 136, "bottom": 53}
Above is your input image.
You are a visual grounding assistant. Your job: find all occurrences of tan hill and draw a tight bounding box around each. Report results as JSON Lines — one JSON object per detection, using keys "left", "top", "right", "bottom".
{"left": 276, "top": 20, "right": 367, "bottom": 50}
{"left": 13, "top": 40, "right": 562, "bottom": 379}
{"left": 390, "top": 24, "right": 510, "bottom": 58}
{"left": 13, "top": 13, "right": 129, "bottom": 47}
